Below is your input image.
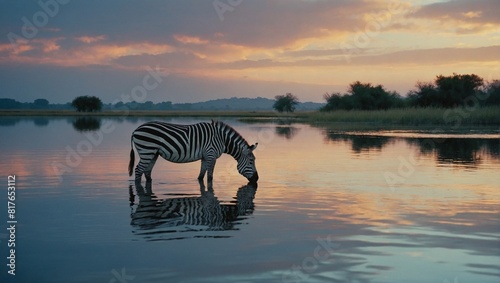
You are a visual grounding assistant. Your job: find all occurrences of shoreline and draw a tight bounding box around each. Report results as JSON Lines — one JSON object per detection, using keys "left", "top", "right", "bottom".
{"left": 1, "top": 106, "right": 499, "bottom": 125}
{"left": 0, "top": 109, "right": 286, "bottom": 117}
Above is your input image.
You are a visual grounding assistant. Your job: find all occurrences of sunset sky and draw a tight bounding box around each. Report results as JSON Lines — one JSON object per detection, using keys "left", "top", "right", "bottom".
{"left": 1, "top": 0, "right": 499, "bottom": 103}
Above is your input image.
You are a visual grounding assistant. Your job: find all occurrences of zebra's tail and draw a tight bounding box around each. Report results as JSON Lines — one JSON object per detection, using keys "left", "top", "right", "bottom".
{"left": 128, "top": 137, "right": 135, "bottom": 177}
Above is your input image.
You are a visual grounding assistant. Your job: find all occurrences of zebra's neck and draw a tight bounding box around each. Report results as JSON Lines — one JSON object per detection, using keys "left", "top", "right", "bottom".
{"left": 217, "top": 122, "right": 248, "bottom": 160}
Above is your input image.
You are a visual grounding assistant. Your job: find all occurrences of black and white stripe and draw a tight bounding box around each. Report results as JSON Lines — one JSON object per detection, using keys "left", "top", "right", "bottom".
{"left": 129, "top": 120, "right": 258, "bottom": 183}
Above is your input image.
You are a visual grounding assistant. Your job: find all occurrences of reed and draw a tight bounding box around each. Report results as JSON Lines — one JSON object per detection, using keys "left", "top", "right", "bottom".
{"left": 302, "top": 106, "right": 500, "bottom": 125}
{"left": 1, "top": 106, "right": 499, "bottom": 125}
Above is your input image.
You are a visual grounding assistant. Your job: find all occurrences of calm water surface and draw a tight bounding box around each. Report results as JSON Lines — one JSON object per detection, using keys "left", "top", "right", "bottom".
{"left": 0, "top": 116, "right": 499, "bottom": 283}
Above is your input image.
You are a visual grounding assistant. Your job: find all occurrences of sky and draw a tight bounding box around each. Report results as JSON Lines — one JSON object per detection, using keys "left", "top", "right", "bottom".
{"left": 0, "top": 0, "right": 499, "bottom": 104}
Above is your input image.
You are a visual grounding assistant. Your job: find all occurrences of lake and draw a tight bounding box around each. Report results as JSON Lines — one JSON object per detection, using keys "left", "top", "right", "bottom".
{"left": 0, "top": 116, "right": 499, "bottom": 283}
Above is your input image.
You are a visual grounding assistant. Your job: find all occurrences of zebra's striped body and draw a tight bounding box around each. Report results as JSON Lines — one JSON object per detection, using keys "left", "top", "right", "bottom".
{"left": 129, "top": 120, "right": 258, "bottom": 183}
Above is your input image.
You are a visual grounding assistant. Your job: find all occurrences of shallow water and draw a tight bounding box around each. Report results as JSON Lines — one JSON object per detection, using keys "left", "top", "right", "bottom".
{"left": 0, "top": 116, "right": 499, "bottom": 283}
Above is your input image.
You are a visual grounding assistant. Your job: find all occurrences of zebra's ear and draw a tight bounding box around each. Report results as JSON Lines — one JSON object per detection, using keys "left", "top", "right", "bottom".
{"left": 250, "top": 143, "right": 258, "bottom": 151}
{"left": 211, "top": 119, "right": 218, "bottom": 125}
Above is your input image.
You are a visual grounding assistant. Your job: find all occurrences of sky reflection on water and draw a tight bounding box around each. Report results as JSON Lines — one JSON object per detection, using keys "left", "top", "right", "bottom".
{"left": 0, "top": 116, "right": 499, "bottom": 283}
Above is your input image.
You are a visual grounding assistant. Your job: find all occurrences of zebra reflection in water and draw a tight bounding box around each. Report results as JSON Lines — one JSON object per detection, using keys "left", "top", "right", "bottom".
{"left": 130, "top": 181, "right": 257, "bottom": 240}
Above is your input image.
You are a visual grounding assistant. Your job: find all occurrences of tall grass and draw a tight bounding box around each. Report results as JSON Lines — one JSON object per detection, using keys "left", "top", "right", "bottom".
{"left": 303, "top": 106, "right": 500, "bottom": 125}
{"left": 1, "top": 106, "right": 499, "bottom": 125}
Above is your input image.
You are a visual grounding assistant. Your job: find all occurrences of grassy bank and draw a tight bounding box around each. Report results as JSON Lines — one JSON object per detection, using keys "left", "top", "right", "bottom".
{"left": 1, "top": 106, "right": 499, "bottom": 125}
{"left": 302, "top": 106, "right": 500, "bottom": 125}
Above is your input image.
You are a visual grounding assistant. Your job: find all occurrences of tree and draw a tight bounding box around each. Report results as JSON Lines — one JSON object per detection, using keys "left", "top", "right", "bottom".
{"left": 348, "top": 81, "right": 402, "bottom": 110}
{"left": 0, "top": 98, "right": 22, "bottom": 109}
{"left": 484, "top": 80, "right": 500, "bottom": 106}
{"left": 435, "top": 73, "right": 483, "bottom": 107}
{"left": 321, "top": 93, "right": 354, "bottom": 111}
{"left": 321, "top": 81, "right": 404, "bottom": 111}
{"left": 407, "top": 82, "right": 438, "bottom": 107}
{"left": 273, "top": 93, "right": 299, "bottom": 113}
{"left": 408, "top": 74, "right": 484, "bottom": 108}
{"left": 71, "top": 96, "right": 103, "bottom": 112}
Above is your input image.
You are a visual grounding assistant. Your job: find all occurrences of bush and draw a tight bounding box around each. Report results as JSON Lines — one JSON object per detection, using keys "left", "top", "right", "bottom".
{"left": 71, "top": 96, "right": 102, "bottom": 112}
{"left": 484, "top": 80, "right": 500, "bottom": 105}
{"left": 321, "top": 81, "right": 405, "bottom": 111}
{"left": 273, "top": 93, "right": 299, "bottom": 113}
{"left": 408, "top": 74, "right": 484, "bottom": 108}
{"left": 407, "top": 82, "right": 438, "bottom": 107}
{"left": 322, "top": 93, "right": 354, "bottom": 111}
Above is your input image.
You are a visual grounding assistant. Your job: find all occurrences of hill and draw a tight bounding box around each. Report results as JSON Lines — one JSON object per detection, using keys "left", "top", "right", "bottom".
{"left": 172, "top": 97, "right": 324, "bottom": 111}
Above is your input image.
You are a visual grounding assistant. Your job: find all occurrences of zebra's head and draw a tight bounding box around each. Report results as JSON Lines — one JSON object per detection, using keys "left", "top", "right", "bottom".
{"left": 237, "top": 143, "right": 259, "bottom": 183}
{"left": 214, "top": 120, "right": 259, "bottom": 183}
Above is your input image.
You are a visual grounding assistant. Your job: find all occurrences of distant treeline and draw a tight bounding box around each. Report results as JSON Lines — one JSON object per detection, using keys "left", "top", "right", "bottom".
{"left": 322, "top": 74, "right": 500, "bottom": 111}
{"left": 2, "top": 73, "right": 499, "bottom": 112}
{"left": 0, "top": 98, "right": 173, "bottom": 111}
{"left": 0, "top": 98, "right": 71, "bottom": 110}
{"left": 0, "top": 97, "right": 323, "bottom": 111}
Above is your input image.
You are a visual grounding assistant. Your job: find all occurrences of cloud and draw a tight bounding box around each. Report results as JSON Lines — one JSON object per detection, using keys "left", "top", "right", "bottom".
{"left": 0, "top": 0, "right": 404, "bottom": 48}
{"left": 173, "top": 34, "right": 209, "bottom": 45}
{"left": 0, "top": 0, "right": 451, "bottom": 69}
{"left": 0, "top": 36, "right": 174, "bottom": 67}
{"left": 410, "top": 0, "right": 500, "bottom": 33}
{"left": 340, "top": 45, "right": 500, "bottom": 66}
{"left": 75, "top": 35, "right": 107, "bottom": 44}
{"left": 112, "top": 51, "right": 208, "bottom": 73}
{"left": 0, "top": 0, "right": 498, "bottom": 104}
{"left": 216, "top": 45, "right": 500, "bottom": 69}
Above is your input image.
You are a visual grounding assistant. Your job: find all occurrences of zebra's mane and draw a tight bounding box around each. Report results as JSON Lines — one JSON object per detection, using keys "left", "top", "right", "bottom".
{"left": 212, "top": 120, "right": 250, "bottom": 157}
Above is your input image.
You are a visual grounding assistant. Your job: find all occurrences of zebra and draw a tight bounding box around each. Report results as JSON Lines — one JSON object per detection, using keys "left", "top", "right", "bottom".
{"left": 128, "top": 120, "right": 258, "bottom": 183}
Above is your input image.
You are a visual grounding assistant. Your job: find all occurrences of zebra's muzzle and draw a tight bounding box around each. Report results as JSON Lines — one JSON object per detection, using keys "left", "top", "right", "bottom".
{"left": 247, "top": 172, "right": 259, "bottom": 183}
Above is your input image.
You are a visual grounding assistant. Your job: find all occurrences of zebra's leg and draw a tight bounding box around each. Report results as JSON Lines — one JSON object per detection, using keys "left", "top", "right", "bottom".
{"left": 206, "top": 159, "right": 216, "bottom": 182}
{"left": 198, "top": 158, "right": 208, "bottom": 181}
{"left": 135, "top": 151, "right": 158, "bottom": 182}
{"left": 199, "top": 157, "right": 216, "bottom": 182}
{"left": 144, "top": 151, "right": 160, "bottom": 181}
{"left": 134, "top": 159, "right": 147, "bottom": 182}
